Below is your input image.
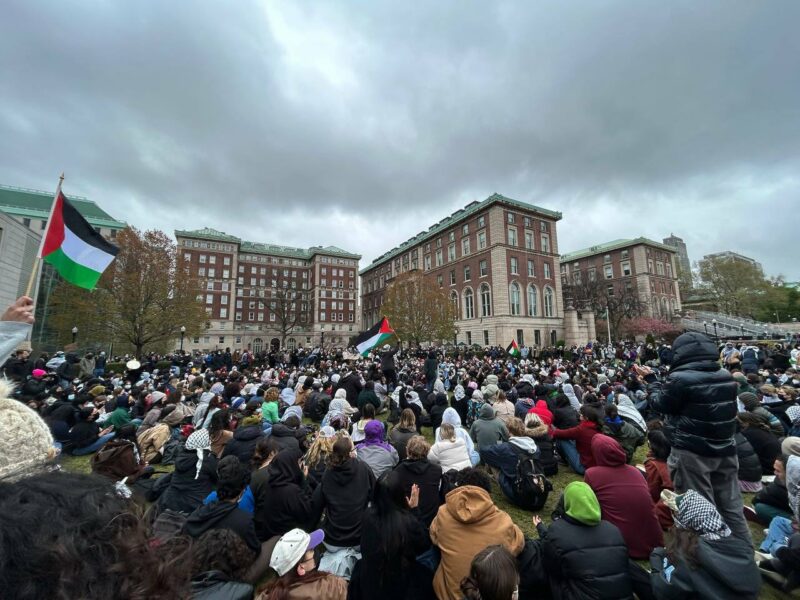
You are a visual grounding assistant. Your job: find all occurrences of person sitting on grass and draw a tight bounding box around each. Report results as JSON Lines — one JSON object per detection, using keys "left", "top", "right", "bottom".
{"left": 469, "top": 404, "right": 509, "bottom": 451}
{"left": 523, "top": 412, "right": 558, "bottom": 476}
{"left": 549, "top": 404, "right": 604, "bottom": 475}
{"left": 352, "top": 402, "right": 376, "bottom": 444}
{"left": 190, "top": 528, "right": 255, "bottom": 599}
{"left": 393, "top": 435, "right": 444, "bottom": 528}
{"left": 643, "top": 426, "right": 675, "bottom": 530}
{"left": 600, "top": 403, "right": 644, "bottom": 464}
{"left": 746, "top": 453, "right": 793, "bottom": 525}
{"left": 460, "top": 545, "right": 520, "bottom": 600}
{"left": 389, "top": 408, "right": 418, "bottom": 461}
{"left": 428, "top": 422, "right": 472, "bottom": 473}
{"left": 435, "top": 407, "right": 480, "bottom": 466}
{"left": 69, "top": 406, "right": 115, "bottom": 455}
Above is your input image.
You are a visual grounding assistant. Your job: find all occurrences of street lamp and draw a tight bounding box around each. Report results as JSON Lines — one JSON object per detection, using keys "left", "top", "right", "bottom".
{"left": 703, "top": 321, "right": 708, "bottom": 336}
{"left": 180, "top": 325, "right": 186, "bottom": 352}
{"left": 740, "top": 323, "right": 744, "bottom": 336}
{"left": 775, "top": 311, "right": 781, "bottom": 324}
{"left": 71, "top": 326, "right": 78, "bottom": 344}
{"left": 712, "top": 319, "right": 718, "bottom": 341}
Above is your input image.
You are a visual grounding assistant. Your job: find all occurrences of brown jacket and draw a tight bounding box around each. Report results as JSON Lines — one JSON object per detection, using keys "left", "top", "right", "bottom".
{"left": 257, "top": 572, "right": 347, "bottom": 600}
{"left": 211, "top": 429, "right": 233, "bottom": 458}
{"left": 430, "top": 485, "right": 524, "bottom": 600}
{"left": 137, "top": 422, "right": 171, "bottom": 463}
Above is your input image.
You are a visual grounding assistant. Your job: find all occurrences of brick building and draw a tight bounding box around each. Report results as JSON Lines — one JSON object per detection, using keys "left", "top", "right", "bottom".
{"left": 560, "top": 237, "right": 682, "bottom": 319}
{"left": 360, "top": 193, "right": 581, "bottom": 348}
{"left": 175, "top": 228, "right": 360, "bottom": 353}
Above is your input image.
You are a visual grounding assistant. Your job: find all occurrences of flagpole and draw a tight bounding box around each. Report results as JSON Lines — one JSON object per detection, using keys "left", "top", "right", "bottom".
{"left": 25, "top": 173, "right": 64, "bottom": 297}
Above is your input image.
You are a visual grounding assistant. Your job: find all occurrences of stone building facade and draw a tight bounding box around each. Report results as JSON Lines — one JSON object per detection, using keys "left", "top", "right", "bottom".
{"left": 360, "top": 193, "right": 592, "bottom": 348}
{"left": 560, "top": 238, "right": 682, "bottom": 319}
{"left": 175, "top": 228, "right": 360, "bottom": 353}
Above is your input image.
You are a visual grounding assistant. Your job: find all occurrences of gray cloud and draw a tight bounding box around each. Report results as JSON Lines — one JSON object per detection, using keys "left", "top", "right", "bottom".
{"left": 1, "top": 1, "right": 798, "bottom": 278}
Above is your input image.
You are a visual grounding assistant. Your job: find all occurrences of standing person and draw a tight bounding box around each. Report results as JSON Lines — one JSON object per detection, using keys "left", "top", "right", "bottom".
{"left": 637, "top": 331, "right": 751, "bottom": 542}
{"left": 424, "top": 351, "right": 438, "bottom": 393}
{"left": 380, "top": 344, "right": 399, "bottom": 387}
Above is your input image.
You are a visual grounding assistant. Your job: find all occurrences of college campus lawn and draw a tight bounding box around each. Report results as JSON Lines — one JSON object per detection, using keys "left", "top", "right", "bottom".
{"left": 59, "top": 418, "right": 787, "bottom": 599}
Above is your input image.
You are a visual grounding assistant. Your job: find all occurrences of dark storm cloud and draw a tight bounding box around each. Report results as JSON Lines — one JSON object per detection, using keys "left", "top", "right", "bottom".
{"left": 1, "top": 1, "right": 798, "bottom": 277}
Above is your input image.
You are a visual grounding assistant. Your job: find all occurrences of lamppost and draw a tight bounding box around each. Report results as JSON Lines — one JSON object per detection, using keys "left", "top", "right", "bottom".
{"left": 712, "top": 319, "right": 718, "bottom": 342}
{"left": 775, "top": 311, "right": 781, "bottom": 324}
{"left": 71, "top": 326, "right": 78, "bottom": 344}
{"left": 703, "top": 321, "right": 708, "bottom": 336}
{"left": 321, "top": 330, "right": 325, "bottom": 349}
{"left": 180, "top": 325, "right": 186, "bottom": 352}
{"left": 740, "top": 323, "right": 744, "bottom": 336}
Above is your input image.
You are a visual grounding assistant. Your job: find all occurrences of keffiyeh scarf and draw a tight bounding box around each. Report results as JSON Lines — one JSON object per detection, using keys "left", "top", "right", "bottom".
{"left": 674, "top": 489, "right": 731, "bottom": 540}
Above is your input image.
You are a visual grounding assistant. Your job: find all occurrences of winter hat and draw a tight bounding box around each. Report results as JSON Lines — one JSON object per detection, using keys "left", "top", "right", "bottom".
{"left": 269, "top": 528, "right": 325, "bottom": 576}
{"left": 319, "top": 425, "right": 336, "bottom": 438}
{"left": 471, "top": 389, "right": 484, "bottom": 401}
{"left": 231, "top": 397, "right": 246, "bottom": 411}
{"left": 31, "top": 369, "right": 46, "bottom": 379}
{"left": 564, "top": 482, "right": 601, "bottom": 526}
{"left": 782, "top": 436, "right": 800, "bottom": 457}
{"left": 88, "top": 385, "right": 106, "bottom": 397}
{"left": 302, "top": 376, "right": 314, "bottom": 389}
{"left": 738, "top": 392, "right": 759, "bottom": 411}
{"left": 0, "top": 382, "right": 56, "bottom": 483}
{"left": 185, "top": 429, "right": 211, "bottom": 480}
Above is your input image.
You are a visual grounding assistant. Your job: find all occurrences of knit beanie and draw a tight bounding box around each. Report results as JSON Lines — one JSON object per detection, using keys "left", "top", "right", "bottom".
{"left": 782, "top": 436, "right": 800, "bottom": 457}
{"left": 0, "top": 382, "right": 55, "bottom": 483}
{"left": 738, "top": 392, "right": 759, "bottom": 411}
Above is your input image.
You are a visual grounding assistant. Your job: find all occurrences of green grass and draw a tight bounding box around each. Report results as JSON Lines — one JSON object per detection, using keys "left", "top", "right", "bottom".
{"left": 59, "top": 419, "right": 788, "bottom": 599}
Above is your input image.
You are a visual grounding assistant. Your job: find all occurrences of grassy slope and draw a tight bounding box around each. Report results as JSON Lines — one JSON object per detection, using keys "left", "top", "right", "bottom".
{"left": 60, "top": 417, "right": 787, "bottom": 599}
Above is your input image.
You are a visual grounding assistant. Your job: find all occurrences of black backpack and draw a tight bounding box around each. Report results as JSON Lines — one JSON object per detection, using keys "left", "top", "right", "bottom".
{"left": 513, "top": 452, "right": 552, "bottom": 511}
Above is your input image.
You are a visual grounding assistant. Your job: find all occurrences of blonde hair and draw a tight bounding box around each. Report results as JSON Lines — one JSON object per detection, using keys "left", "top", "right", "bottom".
{"left": 264, "top": 387, "right": 280, "bottom": 403}
{"left": 524, "top": 413, "right": 542, "bottom": 428}
{"left": 440, "top": 423, "right": 456, "bottom": 443}
{"left": 406, "top": 435, "right": 431, "bottom": 460}
{"left": 396, "top": 408, "right": 416, "bottom": 431}
{"left": 305, "top": 435, "right": 335, "bottom": 468}
{"left": 507, "top": 417, "right": 526, "bottom": 437}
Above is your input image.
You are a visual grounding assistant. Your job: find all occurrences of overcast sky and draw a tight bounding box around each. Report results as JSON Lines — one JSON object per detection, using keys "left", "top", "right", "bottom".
{"left": 2, "top": 1, "right": 799, "bottom": 279}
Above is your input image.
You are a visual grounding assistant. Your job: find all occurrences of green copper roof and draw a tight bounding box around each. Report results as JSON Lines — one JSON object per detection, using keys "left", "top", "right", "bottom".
{"left": 361, "top": 193, "right": 562, "bottom": 274}
{"left": 0, "top": 183, "right": 126, "bottom": 229}
{"left": 561, "top": 237, "right": 677, "bottom": 262}
{"left": 176, "top": 230, "right": 360, "bottom": 260}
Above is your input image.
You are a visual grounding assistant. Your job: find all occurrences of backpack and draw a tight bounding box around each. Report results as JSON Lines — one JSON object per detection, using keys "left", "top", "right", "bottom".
{"left": 513, "top": 452, "right": 552, "bottom": 511}
{"left": 91, "top": 439, "right": 139, "bottom": 481}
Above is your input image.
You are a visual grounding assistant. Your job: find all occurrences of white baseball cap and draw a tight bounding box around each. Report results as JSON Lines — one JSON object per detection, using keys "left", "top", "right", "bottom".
{"left": 269, "top": 528, "right": 325, "bottom": 576}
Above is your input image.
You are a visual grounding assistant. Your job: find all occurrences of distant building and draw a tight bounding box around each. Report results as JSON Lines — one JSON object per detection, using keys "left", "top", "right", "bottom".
{"left": 0, "top": 211, "right": 40, "bottom": 311}
{"left": 175, "top": 228, "right": 361, "bottom": 353}
{"left": 662, "top": 233, "right": 692, "bottom": 289}
{"left": 701, "top": 251, "right": 763, "bottom": 274}
{"left": 360, "top": 193, "right": 596, "bottom": 348}
{"left": 560, "top": 237, "right": 682, "bottom": 319}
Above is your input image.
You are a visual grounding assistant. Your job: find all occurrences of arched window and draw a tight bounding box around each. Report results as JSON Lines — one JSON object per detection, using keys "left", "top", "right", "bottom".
{"left": 286, "top": 337, "right": 297, "bottom": 350}
{"left": 464, "top": 288, "right": 475, "bottom": 319}
{"left": 527, "top": 284, "right": 538, "bottom": 317}
{"left": 510, "top": 282, "right": 521, "bottom": 316}
{"left": 252, "top": 338, "right": 263, "bottom": 353}
{"left": 450, "top": 291, "right": 459, "bottom": 313}
{"left": 480, "top": 284, "right": 492, "bottom": 317}
{"left": 544, "top": 286, "right": 555, "bottom": 317}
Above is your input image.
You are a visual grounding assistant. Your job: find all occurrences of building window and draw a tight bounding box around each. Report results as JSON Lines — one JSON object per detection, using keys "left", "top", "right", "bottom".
{"left": 525, "top": 231, "right": 534, "bottom": 250}
{"left": 478, "top": 215, "right": 485, "bottom": 228}
{"left": 604, "top": 265, "right": 613, "bottom": 279}
{"left": 621, "top": 261, "right": 631, "bottom": 276}
{"left": 480, "top": 283, "right": 491, "bottom": 317}
{"left": 621, "top": 249, "right": 629, "bottom": 259}
{"left": 544, "top": 286, "right": 555, "bottom": 317}
{"left": 510, "top": 257, "right": 519, "bottom": 275}
{"left": 507, "top": 227, "right": 517, "bottom": 246}
{"left": 437, "top": 274, "right": 443, "bottom": 287}
{"left": 464, "top": 265, "right": 471, "bottom": 281}
{"left": 448, "top": 231, "right": 455, "bottom": 242}
{"left": 540, "top": 221, "right": 548, "bottom": 232}
{"left": 448, "top": 243, "right": 456, "bottom": 262}
{"left": 464, "top": 288, "right": 475, "bottom": 319}
{"left": 534, "top": 329, "right": 541, "bottom": 345}
{"left": 541, "top": 233, "right": 550, "bottom": 253}
{"left": 510, "top": 282, "right": 521, "bottom": 316}
{"left": 483, "top": 330, "right": 490, "bottom": 346}
{"left": 527, "top": 284, "right": 538, "bottom": 316}
{"left": 573, "top": 270, "right": 581, "bottom": 284}
{"left": 435, "top": 249, "right": 443, "bottom": 267}
{"left": 199, "top": 267, "right": 206, "bottom": 277}
{"left": 607, "top": 284, "right": 615, "bottom": 297}
{"left": 479, "top": 260, "right": 488, "bottom": 277}
{"left": 462, "top": 224, "right": 469, "bottom": 235}
{"left": 424, "top": 255, "right": 431, "bottom": 270}
{"left": 524, "top": 217, "right": 531, "bottom": 228}
{"left": 199, "top": 255, "right": 207, "bottom": 263}
{"left": 449, "top": 270, "right": 456, "bottom": 285}
{"left": 588, "top": 267, "right": 596, "bottom": 281}
{"left": 478, "top": 231, "right": 487, "bottom": 249}
{"left": 604, "top": 254, "right": 611, "bottom": 263}
{"left": 527, "top": 259, "right": 535, "bottom": 277}
{"left": 466, "top": 331, "right": 472, "bottom": 345}
{"left": 507, "top": 212, "right": 515, "bottom": 224}
{"left": 462, "top": 237, "right": 470, "bottom": 255}
{"left": 450, "top": 291, "right": 458, "bottom": 314}
{"left": 543, "top": 262, "right": 551, "bottom": 279}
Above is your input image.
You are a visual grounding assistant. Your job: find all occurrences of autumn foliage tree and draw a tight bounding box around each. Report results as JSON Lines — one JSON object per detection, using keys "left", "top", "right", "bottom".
{"left": 381, "top": 271, "right": 458, "bottom": 346}
{"left": 50, "top": 228, "right": 206, "bottom": 357}
{"left": 563, "top": 277, "right": 648, "bottom": 339}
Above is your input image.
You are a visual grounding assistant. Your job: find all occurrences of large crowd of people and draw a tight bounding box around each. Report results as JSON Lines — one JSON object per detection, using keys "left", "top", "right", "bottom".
{"left": 2, "top": 294, "right": 800, "bottom": 598}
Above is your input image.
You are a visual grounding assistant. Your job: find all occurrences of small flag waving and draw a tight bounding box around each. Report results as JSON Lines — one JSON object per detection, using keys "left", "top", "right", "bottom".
{"left": 40, "top": 188, "right": 119, "bottom": 289}
{"left": 354, "top": 317, "right": 395, "bottom": 357}
{"left": 506, "top": 339, "right": 521, "bottom": 358}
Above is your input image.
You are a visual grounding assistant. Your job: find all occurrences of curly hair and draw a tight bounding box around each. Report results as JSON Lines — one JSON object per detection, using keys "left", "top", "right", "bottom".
{"left": 405, "top": 435, "right": 430, "bottom": 460}
{"left": 190, "top": 528, "right": 256, "bottom": 581}
{"left": 0, "top": 472, "right": 191, "bottom": 599}
{"left": 305, "top": 435, "right": 335, "bottom": 470}
{"left": 264, "top": 387, "right": 280, "bottom": 403}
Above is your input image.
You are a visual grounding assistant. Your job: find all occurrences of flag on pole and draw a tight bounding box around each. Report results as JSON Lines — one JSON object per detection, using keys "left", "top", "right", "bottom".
{"left": 40, "top": 189, "right": 119, "bottom": 290}
{"left": 354, "top": 317, "right": 395, "bottom": 357}
{"left": 506, "top": 339, "right": 521, "bottom": 357}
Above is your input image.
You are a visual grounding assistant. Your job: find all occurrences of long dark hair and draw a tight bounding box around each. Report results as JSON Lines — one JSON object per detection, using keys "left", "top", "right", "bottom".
{"left": 460, "top": 544, "right": 519, "bottom": 600}
{"left": 666, "top": 528, "right": 700, "bottom": 569}
{"left": 369, "top": 471, "right": 415, "bottom": 584}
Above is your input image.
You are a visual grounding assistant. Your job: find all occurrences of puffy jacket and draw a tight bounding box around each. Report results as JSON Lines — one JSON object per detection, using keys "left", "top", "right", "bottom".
{"left": 220, "top": 425, "right": 264, "bottom": 467}
{"left": 480, "top": 437, "right": 541, "bottom": 507}
{"left": 754, "top": 478, "right": 789, "bottom": 512}
{"left": 647, "top": 332, "right": 738, "bottom": 457}
{"left": 427, "top": 438, "right": 472, "bottom": 472}
{"left": 539, "top": 515, "right": 632, "bottom": 600}
{"left": 734, "top": 432, "right": 762, "bottom": 483}
{"left": 740, "top": 426, "right": 782, "bottom": 475}
{"left": 270, "top": 422, "right": 308, "bottom": 453}
{"left": 525, "top": 421, "right": 558, "bottom": 476}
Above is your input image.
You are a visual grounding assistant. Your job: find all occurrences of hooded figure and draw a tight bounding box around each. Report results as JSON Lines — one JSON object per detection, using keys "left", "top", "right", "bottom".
{"left": 435, "top": 407, "right": 479, "bottom": 466}
{"left": 650, "top": 490, "right": 761, "bottom": 600}
{"left": 536, "top": 482, "right": 633, "bottom": 600}
{"left": 159, "top": 430, "right": 218, "bottom": 514}
{"left": 322, "top": 392, "right": 357, "bottom": 428}
{"left": 469, "top": 404, "right": 509, "bottom": 451}
{"left": 254, "top": 448, "right": 315, "bottom": 541}
{"left": 480, "top": 431, "right": 546, "bottom": 509}
{"left": 356, "top": 420, "right": 399, "bottom": 479}
{"left": 562, "top": 383, "right": 581, "bottom": 412}
{"left": 430, "top": 483, "right": 524, "bottom": 600}
{"left": 584, "top": 435, "right": 664, "bottom": 559}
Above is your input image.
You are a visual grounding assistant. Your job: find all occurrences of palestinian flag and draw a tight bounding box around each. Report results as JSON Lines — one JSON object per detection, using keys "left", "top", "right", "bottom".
{"left": 506, "top": 339, "right": 521, "bottom": 357}
{"left": 355, "top": 317, "right": 395, "bottom": 357}
{"left": 40, "top": 190, "right": 119, "bottom": 289}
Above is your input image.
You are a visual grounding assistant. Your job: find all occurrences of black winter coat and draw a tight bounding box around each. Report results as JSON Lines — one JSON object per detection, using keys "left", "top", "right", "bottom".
{"left": 734, "top": 432, "right": 762, "bottom": 483}
{"left": 539, "top": 517, "right": 633, "bottom": 600}
{"left": 527, "top": 425, "right": 558, "bottom": 476}
{"left": 270, "top": 422, "right": 309, "bottom": 453}
{"left": 392, "top": 458, "right": 443, "bottom": 527}
{"left": 740, "top": 427, "right": 781, "bottom": 475}
{"left": 429, "top": 394, "right": 449, "bottom": 431}
{"left": 553, "top": 405, "right": 579, "bottom": 430}
{"left": 254, "top": 450, "right": 315, "bottom": 541}
{"left": 337, "top": 373, "right": 363, "bottom": 407}
{"left": 159, "top": 448, "right": 218, "bottom": 514}
{"left": 311, "top": 457, "right": 375, "bottom": 547}
{"left": 184, "top": 500, "right": 261, "bottom": 552}
{"left": 647, "top": 332, "right": 738, "bottom": 457}
{"left": 221, "top": 425, "right": 265, "bottom": 467}
{"left": 190, "top": 571, "right": 253, "bottom": 600}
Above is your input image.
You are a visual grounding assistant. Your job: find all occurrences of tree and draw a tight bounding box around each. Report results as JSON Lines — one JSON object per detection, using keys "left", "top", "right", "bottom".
{"left": 381, "top": 272, "right": 458, "bottom": 346}
{"left": 696, "top": 256, "right": 768, "bottom": 316}
{"left": 49, "top": 228, "right": 206, "bottom": 357}
{"left": 622, "top": 316, "right": 681, "bottom": 339}
{"left": 271, "top": 286, "right": 304, "bottom": 347}
{"left": 563, "top": 277, "right": 648, "bottom": 339}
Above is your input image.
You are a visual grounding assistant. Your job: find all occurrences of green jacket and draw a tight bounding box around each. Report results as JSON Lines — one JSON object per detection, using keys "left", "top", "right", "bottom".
{"left": 106, "top": 407, "right": 132, "bottom": 432}
{"left": 261, "top": 401, "right": 279, "bottom": 424}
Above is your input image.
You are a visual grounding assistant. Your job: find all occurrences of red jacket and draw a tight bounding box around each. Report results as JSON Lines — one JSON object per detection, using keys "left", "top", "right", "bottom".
{"left": 644, "top": 455, "right": 674, "bottom": 530}
{"left": 584, "top": 436, "right": 664, "bottom": 559}
{"left": 527, "top": 400, "right": 553, "bottom": 426}
{"left": 550, "top": 420, "right": 601, "bottom": 468}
